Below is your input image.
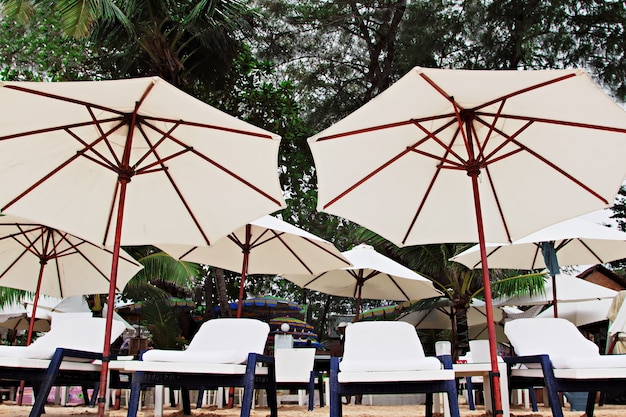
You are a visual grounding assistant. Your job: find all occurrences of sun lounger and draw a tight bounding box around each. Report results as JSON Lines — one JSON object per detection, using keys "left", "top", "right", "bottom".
{"left": 329, "top": 321, "right": 460, "bottom": 417}
{"left": 123, "top": 318, "right": 277, "bottom": 417}
{"left": 0, "top": 313, "right": 126, "bottom": 417}
{"left": 504, "top": 317, "right": 626, "bottom": 417}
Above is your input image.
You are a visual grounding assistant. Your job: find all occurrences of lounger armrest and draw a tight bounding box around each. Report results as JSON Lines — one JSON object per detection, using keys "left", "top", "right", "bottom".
{"left": 437, "top": 354, "right": 453, "bottom": 370}
{"left": 248, "top": 352, "right": 275, "bottom": 367}
{"left": 54, "top": 348, "right": 107, "bottom": 362}
{"left": 504, "top": 354, "right": 551, "bottom": 367}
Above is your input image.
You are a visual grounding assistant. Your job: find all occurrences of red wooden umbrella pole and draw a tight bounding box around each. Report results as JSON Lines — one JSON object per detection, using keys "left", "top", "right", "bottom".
{"left": 236, "top": 224, "right": 253, "bottom": 319}
{"left": 471, "top": 171, "right": 504, "bottom": 416}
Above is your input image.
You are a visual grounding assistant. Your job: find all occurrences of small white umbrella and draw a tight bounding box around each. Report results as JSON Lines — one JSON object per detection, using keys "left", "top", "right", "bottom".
{"left": 282, "top": 243, "right": 442, "bottom": 320}
{"left": 0, "top": 215, "right": 142, "bottom": 344}
{"left": 450, "top": 217, "right": 626, "bottom": 270}
{"left": 492, "top": 273, "right": 617, "bottom": 306}
{"left": 157, "top": 215, "right": 351, "bottom": 317}
{"left": 538, "top": 298, "right": 614, "bottom": 327}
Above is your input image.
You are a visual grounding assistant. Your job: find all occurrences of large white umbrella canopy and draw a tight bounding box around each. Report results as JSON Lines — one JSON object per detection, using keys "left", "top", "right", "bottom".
{"left": 0, "top": 77, "right": 286, "bottom": 415}
{"left": 307, "top": 67, "right": 626, "bottom": 412}
{"left": 493, "top": 273, "right": 617, "bottom": 306}
{"left": 157, "top": 215, "right": 351, "bottom": 317}
{"left": 282, "top": 243, "right": 442, "bottom": 319}
{"left": 450, "top": 217, "right": 626, "bottom": 270}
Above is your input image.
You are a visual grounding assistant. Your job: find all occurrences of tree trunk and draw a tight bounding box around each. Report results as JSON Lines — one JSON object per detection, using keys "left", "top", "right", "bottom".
{"left": 214, "top": 267, "right": 232, "bottom": 317}
{"left": 454, "top": 306, "right": 470, "bottom": 360}
{"left": 203, "top": 271, "right": 214, "bottom": 321}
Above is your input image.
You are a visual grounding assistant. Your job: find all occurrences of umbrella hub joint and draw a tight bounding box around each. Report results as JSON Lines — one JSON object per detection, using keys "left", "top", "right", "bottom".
{"left": 459, "top": 109, "right": 475, "bottom": 122}
{"left": 118, "top": 165, "right": 135, "bottom": 183}
{"left": 465, "top": 161, "right": 481, "bottom": 177}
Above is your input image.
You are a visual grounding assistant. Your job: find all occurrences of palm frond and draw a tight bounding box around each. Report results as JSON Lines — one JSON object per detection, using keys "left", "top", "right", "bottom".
{"left": 484, "top": 272, "right": 547, "bottom": 300}
{"left": 0, "top": 287, "right": 32, "bottom": 307}
{"left": 126, "top": 248, "right": 202, "bottom": 290}
{"left": 1, "top": 0, "right": 34, "bottom": 24}
{"left": 55, "top": 0, "right": 100, "bottom": 38}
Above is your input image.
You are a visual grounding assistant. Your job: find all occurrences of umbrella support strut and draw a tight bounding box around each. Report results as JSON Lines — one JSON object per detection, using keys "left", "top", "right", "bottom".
{"left": 470, "top": 172, "right": 504, "bottom": 416}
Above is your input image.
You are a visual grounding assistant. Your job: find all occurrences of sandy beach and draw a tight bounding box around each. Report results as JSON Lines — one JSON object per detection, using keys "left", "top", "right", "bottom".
{"left": 0, "top": 401, "right": 625, "bottom": 417}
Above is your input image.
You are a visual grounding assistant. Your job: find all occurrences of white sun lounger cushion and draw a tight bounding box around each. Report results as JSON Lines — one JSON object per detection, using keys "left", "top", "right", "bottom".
{"left": 0, "top": 314, "right": 126, "bottom": 360}
{"left": 505, "top": 318, "right": 626, "bottom": 369}
{"left": 339, "top": 321, "right": 442, "bottom": 373}
{"left": 142, "top": 318, "right": 269, "bottom": 365}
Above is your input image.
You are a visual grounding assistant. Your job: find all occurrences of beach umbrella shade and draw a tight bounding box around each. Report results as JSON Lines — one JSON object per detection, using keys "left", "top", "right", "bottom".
{"left": 450, "top": 217, "right": 626, "bottom": 317}
{"left": 282, "top": 243, "right": 442, "bottom": 320}
{"left": 492, "top": 273, "right": 617, "bottom": 307}
{"left": 0, "top": 215, "right": 142, "bottom": 344}
{"left": 0, "top": 77, "right": 286, "bottom": 415}
{"left": 215, "top": 295, "right": 304, "bottom": 321}
{"left": 157, "top": 215, "right": 351, "bottom": 317}
{"left": 307, "top": 67, "right": 626, "bottom": 412}
{"left": 0, "top": 315, "right": 50, "bottom": 332}
{"left": 537, "top": 298, "right": 614, "bottom": 327}
{"left": 398, "top": 298, "right": 523, "bottom": 343}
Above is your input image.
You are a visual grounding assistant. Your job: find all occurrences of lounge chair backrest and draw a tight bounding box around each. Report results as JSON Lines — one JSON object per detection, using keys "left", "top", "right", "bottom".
{"left": 0, "top": 314, "right": 126, "bottom": 360}
{"left": 146, "top": 318, "right": 268, "bottom": 364}
{"left": 275, "top": 347, "right": 315, "bottom": 382}
{"left": 340, "top": 321, "right": 441, "bottom": 372}
{"left": 505, "top": 318, "right": 599, "bottom": 358}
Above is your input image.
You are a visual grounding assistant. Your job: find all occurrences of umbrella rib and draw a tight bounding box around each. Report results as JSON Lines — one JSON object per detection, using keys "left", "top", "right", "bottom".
{"left": 472, "top": 72, "right": 578, "bottom": 111}
{"left": 478, "top": 112, "right": 626, "bottom": 135}
{"left": 132, "top": 121, "right": 181, "bottom": 171}
{"left": 129, "top": 121, "right": 212, "bottom": 245}
{"left": 1, "top": 121, "right": 126, "bottom": 212}
{"left": 578, "top": 239, "right": 605, "bottom": 264}
{"left": 402, "top": 128, "right": 463, "bottom": 244}
{"left": 483, "top": 166, "right": 513, "bottom": 243}
{"left": 144, "top": 116, "right": 275, "bottom": 140}
{"left": 265, "top": 230, "right": 315, "bottom": 274}
{"left": 384, "top": 275, "right": 411, "bottom": 300}
{"left": 3, "top": 85, "right": 129, "bottom": 116}
{"left": 0, "top": 117, "right": 123, "bottom": 142}
{"left": 143, "top": 119, "right": 284, "bottom": 207}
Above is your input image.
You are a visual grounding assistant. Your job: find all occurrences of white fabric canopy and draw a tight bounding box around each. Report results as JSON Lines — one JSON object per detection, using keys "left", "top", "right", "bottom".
{"left": 450, "top": 217, "right": 626, "bottom": 270}
{"left": 493, "top": 274, "right": 617, "bottom": 306}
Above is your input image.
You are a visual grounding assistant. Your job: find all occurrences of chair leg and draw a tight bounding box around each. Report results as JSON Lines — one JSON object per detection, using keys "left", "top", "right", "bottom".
{"left": 196, "top": 388, "right": 204, "bottom": 409}
{"left": 127, "top": 372, "right": 144, "bottom": 417}
{"left": 308, "top": 372, "right": 315, "bottom": 411}
{"left": 585, "top": 391, "right": 597, "bottom": 417}
{"left": 424, "top": 392, "right": 433, "bottom": 417}
{"left": 446, "top": 381, "right": 461, "bottom": 417}
{"left": 181, "top": 387, "right": 191, "bottom": 415}
{"left": 317, "top": 373, "right": 325, "bottom": 407}
{"left": 465, "top": 377, "right": 476, "bottom": 410}
{"left": 529, "top": 387, "right": 538, "bottom": 412}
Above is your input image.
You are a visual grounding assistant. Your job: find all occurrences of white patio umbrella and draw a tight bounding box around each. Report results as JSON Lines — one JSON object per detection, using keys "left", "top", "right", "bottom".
{"left": 492, "top": 273, "right": 617, "bottom": 307}
{"left": 282, "top": 243, "right": 442, "bottom": 320}
{"left": 0, "top": 215, "right": 142, "bottom": 344}
{"left": 307, "top": 67, "right": 626, "bottom": 412}
{"left": 157, "top": 215, "right": 351, "bottom": 317}
{"left": 450, "top": 217, "right": 626, "bottom": 317}
{"left": 537, "top": 298, "right": 614, "bottom": 327}
{"left": 0, "top": 77, "right": 286, "bottom": 415}
{"left": 398, "top": 298, "right": 523, "bottom": 343}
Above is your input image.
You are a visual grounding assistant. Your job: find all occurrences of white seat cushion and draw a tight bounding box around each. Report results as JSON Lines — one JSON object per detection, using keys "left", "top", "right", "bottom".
{"left": 0, "top": 315, "right": 126, "bottom": 360}
{"left": 339, "top": 321, "right": 442, "bottom": 373}
{"left": 141, "top": 318, "right": 269, "bottom": 365}
{"left": 505, "top": 318, "right": 626, "bottom": 369}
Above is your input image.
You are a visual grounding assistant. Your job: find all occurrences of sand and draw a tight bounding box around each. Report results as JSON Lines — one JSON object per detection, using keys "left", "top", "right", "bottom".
{"left": 0, "top": 401, "right": 624, "bottom": 417}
